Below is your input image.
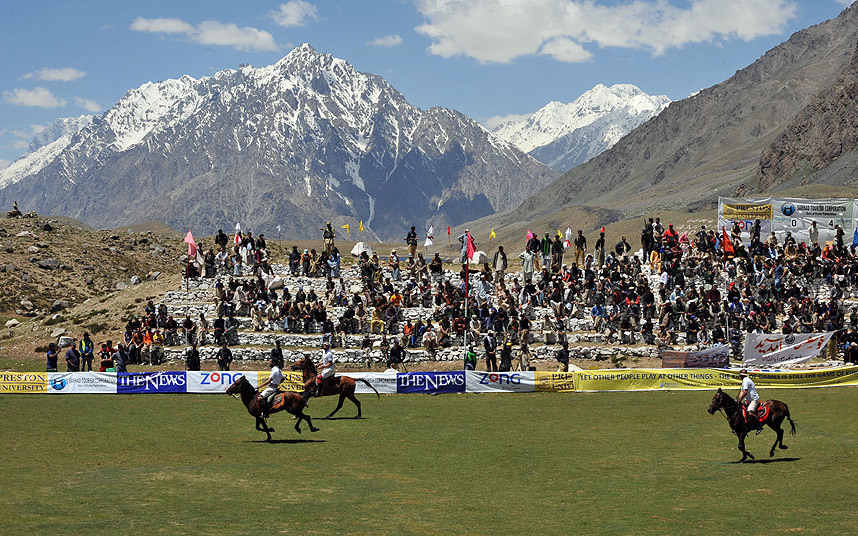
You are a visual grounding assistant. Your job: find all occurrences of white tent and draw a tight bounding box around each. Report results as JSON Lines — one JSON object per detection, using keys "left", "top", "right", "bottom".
{"left": 351, "top": 241, "right": 374, "bottom": 257}
{"left": 470, "top": 250, "right": 488, "bottom": 265}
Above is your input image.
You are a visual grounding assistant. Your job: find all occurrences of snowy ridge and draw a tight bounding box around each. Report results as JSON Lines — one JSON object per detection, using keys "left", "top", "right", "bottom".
{"left": 492, "top": 84, "right": 670, "bottom": 171}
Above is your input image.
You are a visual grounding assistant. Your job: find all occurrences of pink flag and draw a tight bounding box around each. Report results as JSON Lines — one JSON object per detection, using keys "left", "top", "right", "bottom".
{"left": 184, "top": 230, "right": 197, "bottom": 257}
{"left": 526, "top": 231, "right": 534, "bottom": 240}
{"left": 466, "top": 231, "right": 476, "bottom": 261}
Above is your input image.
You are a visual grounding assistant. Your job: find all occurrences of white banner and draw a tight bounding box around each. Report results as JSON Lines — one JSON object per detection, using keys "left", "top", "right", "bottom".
{"left": 744, "top": 332, "right": 834, "bottom": 366}
{"left": 186, "top": 371, "right": 258, "bottom": 393}
{"left": 340, "top": 372, "right": 398, "bottom": 394}
{"left": 465, "top": 371, "right": 536, "bottom": 393}
{"left": 47, "top": 372, "right": 116, "bottom": 393}
{"left": 718, "top": 196, "right": 856, "bottom": 246}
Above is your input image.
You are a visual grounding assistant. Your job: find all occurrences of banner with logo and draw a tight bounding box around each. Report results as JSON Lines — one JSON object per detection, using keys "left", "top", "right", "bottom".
{"left": 186, "top": 371, "right": 258, "bottom": 393}
{"left": 0, "top": 372, "right": 47, "bottom": 393}
{"left": 718, "top": 196, "right": 857, "bottom": 246}
{"left": 662, "top": 345, "right": 730, "bottom": 368}
{"left": 116, "top": 372, "right": 187, "bottom": 394}
{"left": 397, "top": 371, "right": 465, "bottom": 394}
{"left": 747, "top": 366, "right": 858, "bottom": 388}
{"left": 466, "top": 371, "right": 535, "bottom": 393}
{"left": 534, "top": 371, "right": 575, "bottom": 392}
{"left": 342, "top": 372, "right": 398, "bottom": 394}
{"left": 47, "top": 372, "right": 116, "bottom": 393}
{"left": 744, "top": 332, "right": 833, "bottom": 366}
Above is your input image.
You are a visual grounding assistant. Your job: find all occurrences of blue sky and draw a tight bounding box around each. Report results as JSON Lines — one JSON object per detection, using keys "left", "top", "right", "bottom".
{"left": 0, "top": 0, "right": 853, "bottom": 166}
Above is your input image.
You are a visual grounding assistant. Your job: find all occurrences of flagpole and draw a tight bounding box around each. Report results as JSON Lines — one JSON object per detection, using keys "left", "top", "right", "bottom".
{"left": 464, "top": 253, "right": 469, "bottom": 369}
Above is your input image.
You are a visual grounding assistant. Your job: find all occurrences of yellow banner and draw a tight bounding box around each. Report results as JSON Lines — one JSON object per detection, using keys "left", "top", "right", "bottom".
{"left": 573, "top": 367, "right": 858, "bottom": 392}
{"left": 722, "top": 203, "right": 773, "bottom": 220}
{"left": 534, "top": 371, "right": 575, "bottom": 392}
{"left": 0, "top": 372, "right": 47, "bottom": 393}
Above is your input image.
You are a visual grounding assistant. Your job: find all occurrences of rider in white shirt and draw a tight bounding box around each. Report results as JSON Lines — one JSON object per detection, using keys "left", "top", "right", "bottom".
{"left": 737, "top": 369, "right": 763, "bottom": 433}
{"left": 315, "top": 343, "right": 335, "bottom": 397}
{"left": 258, "top": 356, "right": 283, "bottom": 418}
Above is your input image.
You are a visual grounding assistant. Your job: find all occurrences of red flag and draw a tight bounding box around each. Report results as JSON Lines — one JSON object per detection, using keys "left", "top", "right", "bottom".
{"left": 447, "top": 225, "right": 451, "bottom": 236}
{"left": 234, "top": 232, "right": 241, "bottom": 245}
{"left": 466, "top": 231, "right": 476, "bottom": 261}
{"left": 184, "top": 230, "right": 197, "bottom": 257}
{"left": 722, "top": 227, "right": 734, "bottom": 254}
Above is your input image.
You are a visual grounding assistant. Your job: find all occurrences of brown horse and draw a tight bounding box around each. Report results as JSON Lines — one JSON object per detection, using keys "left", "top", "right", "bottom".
{"left": 708, "top": 388, "right": 796, "bottom": 462}
{"left": 291, "top": 356, "right": 380, "bottom": 419}
{"left": 226, "top": 376, "right": 318, "bottom": 441}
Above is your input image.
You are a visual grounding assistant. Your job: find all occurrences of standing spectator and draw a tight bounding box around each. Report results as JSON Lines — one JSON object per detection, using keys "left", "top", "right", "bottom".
{"left": 198, "top": 313, "right": 209, "bottom": 345}
{"left": 113, "top": 344, "right": 129, "bottom": 373}
{"left": 185, "top": 343, "right": 201, "bottom": 371}
{"left": 556, "top": 341, "right": 570, "bottom": 372}
{"left": 321, "top": 222, "right": 336, "bottom": 255}
{"left": 150, "top": 329, "right": 165, "bottom": 365}
{"left": 65, "top": 341, "right": 81, "bottom": 372}
{"left": 520, "top": 249, "right": 536, "bottom": 283}
{"left": 499, "top": 341, "right": 513, "bottom": 372}
{"left": 270, "top": 339, "right": 284, "bottom": 369}
{"left": 46, "top": 343, "right": 59, "bottom": 372}
{"left": 483, "top": 330, "right": 498, "bottom": 372}
{"left": 99, "top": 344, "right": 114, "bottom": 371}
{"left": 406, "top": 226, "right": 418, "bottom": 259}
{"left": 216, "top": 343, "right": 233, "bottom": 371}
{"left": 574, "top": 230, "right": 587, "bottom": 267}
{"left": 79, "top": 332, "right": 95, "bottom": 372}
{"left": 183, "top": 314, "right": 197, "bottom": 345}
{"left": 594, "top": 230, "right": 606, "bottom": 269}
{"left": 492, "top": 246, "right": 508, "bottom": 283}
{"left": 389, "top": 250, "right": 400, "bottom": 280}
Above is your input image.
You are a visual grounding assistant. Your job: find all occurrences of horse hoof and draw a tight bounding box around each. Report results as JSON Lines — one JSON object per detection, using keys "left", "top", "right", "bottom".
{"left": 294, "top": 426, "right": 302, "bottom": 434}
{"left": 311, "top": 427, "right": 320, "bottom": 432}
{"left": 268, "top": 428, "right": 275, "bottom": 433}
{"left": 770, "top": 451, "right": 775, "bottom": 458}
{"left": 354, "top": 415, "right": 361, "bottom": 419}
{"left": 780, "top": 445, "right": 788, "bottom": 450}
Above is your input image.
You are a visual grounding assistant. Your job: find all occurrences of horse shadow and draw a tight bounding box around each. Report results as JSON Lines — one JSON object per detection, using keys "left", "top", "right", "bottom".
{"left": 727, "top": 457, "right": 801, "bottom": 465}
{"left": 251, "top": 438, "right": 327, "bottom": 444}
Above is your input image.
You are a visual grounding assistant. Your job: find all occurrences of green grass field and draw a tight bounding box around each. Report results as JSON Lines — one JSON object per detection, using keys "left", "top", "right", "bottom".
{"left": 2, "top": 388, "right": 857, "bottom": 535}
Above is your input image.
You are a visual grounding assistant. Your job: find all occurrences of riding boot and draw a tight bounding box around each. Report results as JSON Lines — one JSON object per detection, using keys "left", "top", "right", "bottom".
{"left": 259, "top": 398, "right": 269, "bottom": 419}
{"left": 315, "top": 380, "right": 323, "bottom": 397}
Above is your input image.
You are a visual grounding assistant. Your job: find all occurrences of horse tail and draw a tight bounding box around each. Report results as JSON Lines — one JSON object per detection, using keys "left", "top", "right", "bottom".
{"left": 785, "top": 404, "right": 797, "bottom": 436}
{"left": 357, "top": 378, "right": 380, "bottom": 399}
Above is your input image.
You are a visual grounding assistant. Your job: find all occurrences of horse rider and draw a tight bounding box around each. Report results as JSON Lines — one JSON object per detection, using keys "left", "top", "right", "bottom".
{"left": 258, "top": 355, "right": 284, "bottom": 418}
{"left": 314, "top": 342, "right": 335, "bottom": 397}
{"left": 737, "top": 369, "right": 763, "bottom": 434}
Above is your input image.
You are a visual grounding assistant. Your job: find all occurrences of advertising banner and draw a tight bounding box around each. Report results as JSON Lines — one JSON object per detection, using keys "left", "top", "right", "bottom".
{"left": 47, "top": 372, "right": 116, "bottom": 394}
{"left": 186, "top": 371, "right": 258, "bottom": 393}
{"left": 718, "top": 196, "right": 857, "bottom": 246}
{"left": 534, "top": 371, "right": 576, "bottom": 392}
{"left": 574, "top": 368, "right": 733, "bottom": 392}
{"left": 466, "top": 371, "right": 535, "bottom": 393}
{"left": 397, "top": 371, "right": 465, "bottom": 394}
{"left": 342, "top": 372, "right": 398, "bottom": 394}
{"left": 661, "top": 345, "right": 730, "bottom": 368}
{"left": 0, "top": 372, "right": 47, "bottom": 393}
{"left": 747, "top": 366, "right": 858, "bottom": 389}
{"left": 744, "top": 332, "right": 833, "bottom": 366}
{"left": 117, "top": 372, "right": 187, "bottom": 394}
{"left": 279, "top": 371, "right": 306, "bottom": 392}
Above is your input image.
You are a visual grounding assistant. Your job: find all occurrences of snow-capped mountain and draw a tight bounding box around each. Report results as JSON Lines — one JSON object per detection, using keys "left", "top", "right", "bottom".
{"left": 0, "top": 44, "right": 555, "bottom": 240}
{"left": 493, "top": 84, "right": 670, "bottom": 171}
{"left": 0, "top": 115, "right": 92, "bottom": 190}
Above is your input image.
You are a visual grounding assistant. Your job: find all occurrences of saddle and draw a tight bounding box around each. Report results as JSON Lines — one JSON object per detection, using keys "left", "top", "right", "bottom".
{"left": 741, "top": 403, "right": 770, "bottom": 425}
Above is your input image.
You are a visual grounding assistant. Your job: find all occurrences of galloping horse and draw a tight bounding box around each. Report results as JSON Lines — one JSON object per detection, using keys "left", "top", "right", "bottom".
{"left": 226, "top": 376, "right": 318, "bottom": 441}
{"left": 708, "top": 388, "right": 796, "bottom": 462}
{"left": 291, "top": 356, "right": 380, "bottom": 419}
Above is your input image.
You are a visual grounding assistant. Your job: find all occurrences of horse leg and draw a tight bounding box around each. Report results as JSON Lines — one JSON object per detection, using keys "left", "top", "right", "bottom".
{"left": 304, "top": 411, "right": 320, "bottom": 432}
{"left": 326, "top": 393, "right": 346, "bottom": 419}
{"left": 738, "top": 433, "right": 754, "bottom": 462}
{"left": 348, "top": 394, "right": 362, "bottom": 419}
{"left": 256, "top": 417, "right": 272, "bottom": 441}
{"left": 294, "top": 412, "right": 302, "bottom": 434}
{"left": 769, "top": 424, "right": 786, "bottom": 457}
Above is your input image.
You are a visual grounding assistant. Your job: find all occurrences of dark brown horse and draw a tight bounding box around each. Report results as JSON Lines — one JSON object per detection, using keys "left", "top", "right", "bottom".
{"left": 226, "top": 376, "right": 318, "bottom": 441}
{"left": 291, "top": 356, "right": 380, "bottom": 419}
{"left": 708, "top": 388, "right": 796, "bottom": 462}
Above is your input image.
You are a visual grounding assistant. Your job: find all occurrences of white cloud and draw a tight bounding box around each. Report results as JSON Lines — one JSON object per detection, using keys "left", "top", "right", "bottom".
{"left": 131, "top": 17, "right": 195, "bottom": 34}
{"left": 0, "top": 159, "right": 10, "bottom": 170}
{"left": 2, "top": 87, "right": 66, "bottom": 108}
{"left": 12, "top": 124, "right": 46, "bottom": 138}
{"left": 835, "top": 0, "right": 854, "bottom": 7}
{"left": 414, "top": 0, "right": 798, "bottom": 63}
{"left": 75, "top": 97, "right": 102, "bottom": 113}
{"left": 10, "top": 140, "right": 28, "bottom": 150}
{"left": 131, "top": 16, "right": 278, "bottom": 51}
{"left": 22, "top": 67, "right": 86, "bottom": 82}
{"left": 271, "top": 1, "right": 318, "bottom": 27}
{"left": 368, "top": 34, "right": 403, "bottom": 47}
{"left": 483, "top": 112, "right": 532, "bottom": 130}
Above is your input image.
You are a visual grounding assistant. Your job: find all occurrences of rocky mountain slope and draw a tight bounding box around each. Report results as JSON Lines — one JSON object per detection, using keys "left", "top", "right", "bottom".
{"left": 493, "top": 84, "right": 670, "bottom": 172}
{"left": 495, "top": 3, "right": 858, "bottom": 228}
{"left": 755, "top": 39, "right": 858, "bottom": 191}
{"left": 0, "top": 45, "right": 555, "bottom": 241}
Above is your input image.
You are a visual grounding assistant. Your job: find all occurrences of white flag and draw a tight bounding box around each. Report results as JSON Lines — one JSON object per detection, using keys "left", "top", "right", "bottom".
{"left": 235, "top": 222, "right": 241, "bottom": 233}
{"left": 277, "top": 224, "right": 281, "bottom": 233}
{"left": 424, "top": 225, "right": 434, "bottom": 247}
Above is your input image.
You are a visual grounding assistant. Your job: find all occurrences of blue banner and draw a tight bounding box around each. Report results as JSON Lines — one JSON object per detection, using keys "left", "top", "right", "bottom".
{"left": 117, "top": 372, "right": 187, "bottom": 394}
{"left": 397, "top": 371, "right": 465, "bottom": 394}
